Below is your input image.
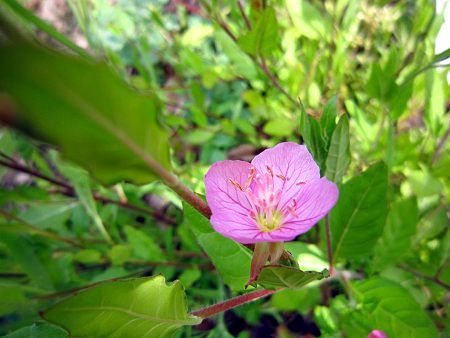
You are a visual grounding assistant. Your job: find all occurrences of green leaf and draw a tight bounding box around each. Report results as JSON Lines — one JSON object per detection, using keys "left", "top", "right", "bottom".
{"left": 424, "top": 69, "right": 445, "bottom": 137}
{"left": 0, "top": 44, "right": 171, "bottom": 185}
{"left": 285, "top": 242, "right": 328, "bottom": 272}
{"left": 0, "top": 286, "right": 27, "bottom": 316}
{"left": 57, "top": 162, "right": 111, "bottom": 242}
{"left": 124, "top": 226, "right": 165, "bottom": 262}
{"left": 372, "top": 198, "right": 419, "bottom": 272}
{"left": 320, "top": 96, "right": 338, "bottom": 147}
{"left": 300, "top": 107, "right": 327, "bottom": 171}
{"left": 1, "top": 0, "right": 89, "bottom": 58}
{"left": 325, "top": 114, "right": 350, "bottom": 183}
{"left": 109, "top": 244, "right": 133, "bottom": 266}
{"left": 286, "top": 0, "right": 329, "bottom": 40}
{"left": 352, "top": 278, "right": 438, "bottom": 338}
{"left": 314, "top": 306, "right": 339, "bottom": 336}
{"left": 263, "top": 118, "right": 296, "bottom": 137}
{"left": 20, "top": 202, "right": 77, "bottom": 230}
{"left": 42, "top": 276, "right": 201, "bottom": 337}
{"left": 255, "top": 265, "right": 329, "bottom": 290}
{"left": 214, "top": 30, "right": 258, "bottom": 80}
{"left": 433, "top": 47, "right": 450, "bottom": 63}
{"left": 331, "top": 162, "right": 388, "bottom": 260}
{"left": 0, "top": 232, "right": 54, "bottom": 290}
{"left": 237, "top": 7, "right": 280, "bottom": 57}
{"left": 271, "top": 287, "right": 321, "bottom": 313}
{"left": 73, "top": 249, "right": 103, "bottom": 264}
{"left": 183, "top": 202, "right": 252, "bottom": 291}
{"left": 4, "top": 322, "right": 68, "bottom": 338}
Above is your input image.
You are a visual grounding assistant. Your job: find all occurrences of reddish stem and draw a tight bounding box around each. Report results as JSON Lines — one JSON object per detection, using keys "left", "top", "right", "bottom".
{"left": 238, "top": 0, "right": 251, "bottom": 30}
{"left": 324, "top": 215, "right": 334, "bottom": 276}
{"left": 191, "top": 289, "right": 277, "bottom": 318}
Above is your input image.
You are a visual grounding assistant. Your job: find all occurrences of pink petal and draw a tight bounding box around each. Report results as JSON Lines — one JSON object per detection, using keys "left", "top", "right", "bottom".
{"left": 368, "top": 330, "right": 388, "bottom": 338}
{"left": 251, "top": 142, "right": 320, "bottom": 211}
{"left": 277, "top": 177, "right": 338, "bottom": 237}
{"left": 211, "top": 211, "right": 299, "bottom": 243}
{"left": 205, "top": 160, "right": 254, "bottom": 220}
{"left": 210, "top": 210, "right": 260, "bottom": 243}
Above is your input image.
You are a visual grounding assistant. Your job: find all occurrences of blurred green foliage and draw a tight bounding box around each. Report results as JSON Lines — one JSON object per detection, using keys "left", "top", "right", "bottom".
{"left": 0, "top": 0, "right": 449, "bottom": 337}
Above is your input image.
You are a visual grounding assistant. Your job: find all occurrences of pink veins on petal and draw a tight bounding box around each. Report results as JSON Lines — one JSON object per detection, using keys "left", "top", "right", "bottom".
{"left": 204, "top": 142, "right": 339, "bottom": 244}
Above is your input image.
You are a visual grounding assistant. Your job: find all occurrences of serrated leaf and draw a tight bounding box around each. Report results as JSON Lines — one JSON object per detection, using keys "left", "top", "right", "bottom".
{"left": 183, "top": 202, "right": 252, "bottom": 291}
{"left": 0, "top": 44, "right": 171, "bottom": 185}
{"left": 42, "top": 276, "right": 200, "bottom": 337}
{"left": 325, "top": 114, "right": 350, "bottom": 183}
{"left": 331, "top": 162, "right": 388, "bottom": 260}
{"left": 352, "top": 278, "right": 438, "bottom": 338}
{"left": 372, "top": 198, "right": 419, "bottom": 272}
{"left": 255, "top": 265, "right": 329, "bottom": 290}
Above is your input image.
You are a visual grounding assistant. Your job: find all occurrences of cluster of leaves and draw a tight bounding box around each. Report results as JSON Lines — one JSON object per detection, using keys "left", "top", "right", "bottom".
{"left": 0, "top": 0, "right": 449, "bottom": 337}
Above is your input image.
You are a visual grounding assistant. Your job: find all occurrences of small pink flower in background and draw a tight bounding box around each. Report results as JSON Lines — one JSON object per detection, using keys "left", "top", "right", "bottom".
{"left": 368, "top": 330, "right": 388, "bottom": 338}
{"left": 205, "top": 142, "right": 338, "bottom": 244}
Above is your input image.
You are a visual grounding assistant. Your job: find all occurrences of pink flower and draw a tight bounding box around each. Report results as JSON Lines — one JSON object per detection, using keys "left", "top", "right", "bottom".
{"left": 368, "top": 330, "right": 388, "bottom": 338}
{"left": 204, "top": 142, "right": 338, "bottom": 244}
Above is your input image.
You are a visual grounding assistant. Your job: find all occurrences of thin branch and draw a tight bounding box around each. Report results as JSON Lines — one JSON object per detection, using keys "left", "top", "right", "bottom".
{"left": 398, "top": 264, "right": 450, "bottom": 291}
{"left": 434, "top": 258, "right": 449, "bottom": 279}
{"left": 219, "top": 18, "right": 238, "bottom": 41}
{"left": 259, "top": 57, "right": 300, "bottom": 107}
{"left": 238, "top": 0, "right": 251, "bottom": 30}
{"left": 0, "top": 157, "right": 72, "bottom": 190}
{"left": 0, "top": 158, "right": 176, "bottom": 225}
{"left": 432, "top": 119, "right": 450, "bottom": 165}
{"left": 191, "top": 289, "right": 277, "bottom": 318}
{"left": 199, "top": 3, "right": 300, "bottom": 108}
{"left": 324, "top": 215, "right": 334, "bottom": 276}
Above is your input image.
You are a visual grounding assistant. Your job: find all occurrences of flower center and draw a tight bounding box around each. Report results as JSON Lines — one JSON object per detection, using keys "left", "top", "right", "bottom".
{"left": 230, "top": 165, "right": 290, "bottom": 232}
{"left": 255, "top": 209, "right": 283, "bottom": 232}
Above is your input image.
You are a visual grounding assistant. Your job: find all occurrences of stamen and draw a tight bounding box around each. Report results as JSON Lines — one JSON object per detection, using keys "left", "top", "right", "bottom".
{"left": 266, "top": 165, "right": 274, "bottom": 177}
{"left": 288, "top": 205, "right": 298, "bottom": 217}
{"left": 244, "top": 167, "right": 256, "bottom": 189}
{"left": 276, "top": 174, "right": 286, "bottom": 181}
{"left": 229, "top": 178, "right": 244, "bottom": 191}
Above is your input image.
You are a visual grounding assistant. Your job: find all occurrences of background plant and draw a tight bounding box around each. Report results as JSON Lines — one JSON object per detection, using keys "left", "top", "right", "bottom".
{"left": 0, "top": 0, "right": 448, "bottom": 337}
